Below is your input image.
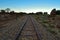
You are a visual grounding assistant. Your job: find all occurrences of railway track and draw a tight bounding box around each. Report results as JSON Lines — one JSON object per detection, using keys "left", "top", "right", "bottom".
{"left": 15, "top": 15, "right": 41, "bottom": 40}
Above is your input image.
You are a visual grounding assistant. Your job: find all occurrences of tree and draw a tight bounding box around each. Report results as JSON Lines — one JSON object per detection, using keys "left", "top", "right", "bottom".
{"left": 36, "top": 12, "right": 43, "bottom": 15}
{"left": 28, "top": 12, "right": 35, "bottom": 15}
{"left": 50, "top": 8, "right": 56, "bottom": 16}
{"left": 56, "top": 10, "right": 60, "bottom": 15}
{"left": 10, "top": 11, "right": 14, "bottom": 14}
{"left": 5, "top": 8, "right": 10, "bottom": 13}
{"left": 19, "top": 12, "right": 27, "bottom": 15}
{"left": 1, "top": 10, "right": 5, "bottom": 13}
{"left": 44, "top": 12, "right": 48, "bottom": 15}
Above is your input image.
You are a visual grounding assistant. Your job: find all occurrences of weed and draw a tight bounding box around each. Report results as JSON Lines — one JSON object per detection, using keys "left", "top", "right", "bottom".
{"left": 48, "top": 29, "right": 57, "bottom": 35}
{"left": 49, "top": 24, "right": 55, "bottom": 28}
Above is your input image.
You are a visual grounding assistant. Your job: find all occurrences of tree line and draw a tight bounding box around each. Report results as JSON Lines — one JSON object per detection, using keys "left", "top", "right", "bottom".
{"left": 0, "top": 8, "right": 60, "bottom": 15}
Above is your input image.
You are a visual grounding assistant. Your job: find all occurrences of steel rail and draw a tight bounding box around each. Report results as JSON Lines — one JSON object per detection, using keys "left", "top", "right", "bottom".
{"left": 30, "top": 15, "right": 42, "bottom": 40}
{"left": 15, "top": 15, "right": 42, "bottom": 40}
{"left": 15, "top": 16, "right": 28, "bottom": 40}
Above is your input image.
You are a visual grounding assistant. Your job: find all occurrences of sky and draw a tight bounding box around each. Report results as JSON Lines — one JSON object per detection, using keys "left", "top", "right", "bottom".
{"left": 0, "top": 0, "right": 60, "bottom": 14}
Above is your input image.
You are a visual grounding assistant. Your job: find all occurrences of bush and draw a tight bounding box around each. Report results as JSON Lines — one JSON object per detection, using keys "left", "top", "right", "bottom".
{"left": 42, "top": 20, "right": 48, "bottom": 23}
{"left": 49, "top": 24, "right": 55, "bottom": 28}
{"left": 48, "top": 29, "right": 57, "bottom": 35}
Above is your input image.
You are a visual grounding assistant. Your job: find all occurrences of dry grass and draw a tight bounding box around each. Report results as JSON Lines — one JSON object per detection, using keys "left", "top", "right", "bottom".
{"left": 33, "top": 14, "right": 60, "bottom": 38}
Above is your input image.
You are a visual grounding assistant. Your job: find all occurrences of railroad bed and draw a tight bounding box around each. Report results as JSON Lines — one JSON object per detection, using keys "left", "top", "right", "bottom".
{"left": 0, "top": 15, "right": 57, "bottom": 40}
{"left": 15, "top": 16, "right": 40, "bottom": 40}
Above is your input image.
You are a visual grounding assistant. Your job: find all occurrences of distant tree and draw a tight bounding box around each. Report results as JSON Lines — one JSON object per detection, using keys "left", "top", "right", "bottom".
{"left": 5, "top": 8, "right": 10, "bottom": 13}
{"left": 28, "top": 12, "right": 35, "bottom": 15}
{"left": 10, "top": 11, "right": 14, "bottom": 14}
{"left": 50, "top": 8, "right": 56, "bottom": 16}
{"left": 1, "top": 10, "right": 5, "bottom": 13}
{"left": 56, "top": 10, "right": 60, "bottom": 15}
{"left": 19, "top": 12, "right": 27, "bottom": 15}
{"left": 9, "top": 11, "right": 15, "bottom": 15}
{"left": 0, "top": 10, "right": 6, "bottom": 17}
{"left": 44, "top": 12, "right": 48, "bottom": 15}
{"left": 50, "top": 8, "right": 56, "bottom": 20}
{"left": 36, "top": 12, "right": 43, "bottom": 15}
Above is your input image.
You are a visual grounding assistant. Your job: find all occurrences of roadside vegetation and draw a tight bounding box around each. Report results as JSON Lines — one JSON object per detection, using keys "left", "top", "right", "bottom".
{"left": 32, "top": 8, "right": 60, "bottom": 39}
{"left": 0, "top": 8, "right": 27, "bottom": 27}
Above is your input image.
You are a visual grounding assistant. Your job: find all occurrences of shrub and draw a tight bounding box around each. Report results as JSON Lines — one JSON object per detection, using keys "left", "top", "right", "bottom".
{"left": 48, "top": 29, "right": 57, "bottom": 35}
{"left": 49, "top": 24, "right": 55, "bottom": 28}
{"left": 42, "top": 20, "right": 48, "bottom": 23}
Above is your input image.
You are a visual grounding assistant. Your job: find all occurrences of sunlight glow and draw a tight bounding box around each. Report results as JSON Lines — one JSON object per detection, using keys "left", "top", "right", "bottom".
{"left": 13, "top": 8, "right": 52, "bottom": 14}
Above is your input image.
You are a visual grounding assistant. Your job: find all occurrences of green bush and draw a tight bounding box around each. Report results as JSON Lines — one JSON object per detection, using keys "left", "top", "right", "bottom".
{"left": 49, "top": 24, "right": 55, "bottom": 28}
{"left": 42, "top": 20, "right": 48, "bottom": 23}
{"left": 48, "top": 29, "right": 57, "bottom": 35}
